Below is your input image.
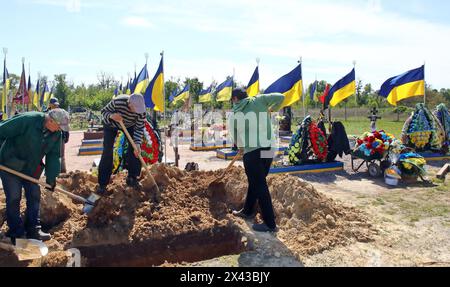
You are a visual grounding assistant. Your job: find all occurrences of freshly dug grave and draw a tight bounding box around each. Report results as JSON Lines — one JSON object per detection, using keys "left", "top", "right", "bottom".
{"left": 0, "top": 164, "right": 375, "bottom": 266}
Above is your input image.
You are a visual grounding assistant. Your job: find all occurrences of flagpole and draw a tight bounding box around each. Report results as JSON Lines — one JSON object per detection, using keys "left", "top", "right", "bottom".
{"left": 423, "top": 61, "right": 426, "bottom": 106}
{"left": 21, "top": 57, "right": 25, "bottom": 112}
{"left": 300, "top": 57, "right": 305, "bottom": 119}
{"left": 2, "top": 48, "right": 6, "bottom": 118}
{"left": 28, "top": 62, "right": 31, "bottom": 112}
{"left": 161, "top": 51, "right": 167, "bottom": 164}
{"left": 38, "top": 72, "right": 41, "bottom": 111}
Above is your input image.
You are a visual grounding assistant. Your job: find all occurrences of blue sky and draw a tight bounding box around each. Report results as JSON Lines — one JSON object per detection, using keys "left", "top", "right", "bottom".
{"left": 2, "top": 0, "right": 450, "bottom": 90}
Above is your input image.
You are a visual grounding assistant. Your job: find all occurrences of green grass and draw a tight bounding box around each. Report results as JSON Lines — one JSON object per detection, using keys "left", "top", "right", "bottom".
{"left": 340, "top": 118, "right": 404, "bottom": 139}
{"left": 291, "top": 117, "right": 405, "bottom": 139}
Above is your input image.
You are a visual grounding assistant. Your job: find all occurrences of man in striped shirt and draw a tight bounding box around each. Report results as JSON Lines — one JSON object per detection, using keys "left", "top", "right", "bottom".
{"left": 97, "top": 94, "right": 146, "bottom": 195}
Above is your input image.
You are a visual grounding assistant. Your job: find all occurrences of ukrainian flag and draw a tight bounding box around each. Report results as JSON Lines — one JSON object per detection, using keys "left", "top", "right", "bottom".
{"left": 265, "top": 64, "right": 303, "bottom": 109}
{"left": 2, "top": 59, "right": 10, "bottom": 118}
{"left": 33, "top": 79, "right": 40, "bottom": 110}
{"left": 216, "top": 77, "right": 233, "bottom": 102}
{"left": 145, "top": 57, "right": 165, "bottom": 112}
{"left": 379, "top": 65, "right": 425, "bottom": 106}
{"left": 132, "top": 64, "right": 149, "bottom": 94}
{"left": 326, "top": 68, "right": 356, "bottom": 108}
{"left": 246, "top": 66, "right": 260, "bottom": 97}
{"left": 27, "top": 75, "right": 32, "bottom": 109}
{"left": 126, "top": 79, "right": 132, "bottom": 95}
{"left": 172, "top": 84, "right": 190, "bottom": 106}
{"left": 199, "top": 86, "right": 213, "bottom": 103}
{"left": 40, "top": 82, "right": 50, "bottom": 108}
{"left": 169, "top": 88, "right": 178, "bottom": 103}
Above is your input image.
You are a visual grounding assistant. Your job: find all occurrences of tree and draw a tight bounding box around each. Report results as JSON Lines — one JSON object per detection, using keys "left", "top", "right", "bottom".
{"left": 355, "top": 79, "right": 365, "bottom": 106}
{"left": 53, "top": 74, "right": 72, "bottom": 109}
{"left": 97, "top": 71, "right": 115, "bottom": 90}
{"left": 184, "top": 77, "right": 203, "bottom": 104}
{"left": 165, "top": 79, "right": 181, "bottom": 110}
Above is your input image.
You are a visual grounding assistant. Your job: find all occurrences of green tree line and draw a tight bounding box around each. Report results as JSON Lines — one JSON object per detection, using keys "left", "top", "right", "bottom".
{"left": 2, "top": 73, "right": 449, "bottom": 112}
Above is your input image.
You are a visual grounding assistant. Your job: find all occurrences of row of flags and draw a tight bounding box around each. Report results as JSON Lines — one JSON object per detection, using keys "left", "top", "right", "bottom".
{"left": 114, "top": 55, "right": 165, "bottom": 112}
{"left": 165, "top": 63, "right": 424, "bottom": 110}
{"left": 2, "top": 52, "right": 426, "bottom": 121}
{"left": 1, "top": 58, "right": 52, "bottom": 119}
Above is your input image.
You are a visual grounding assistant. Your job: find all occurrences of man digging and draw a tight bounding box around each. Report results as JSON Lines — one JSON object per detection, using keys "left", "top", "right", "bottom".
{"left": 45, "top": 98, "right": 70, "bottom": 173}
{"left": 229, "top": 88, "right": 285, "bottom": 233}
{"left": 0, "top": 109, "right": 70, "bottom": 244}
{"left": 97, "top": 94, "right": 146, "bottom": 195}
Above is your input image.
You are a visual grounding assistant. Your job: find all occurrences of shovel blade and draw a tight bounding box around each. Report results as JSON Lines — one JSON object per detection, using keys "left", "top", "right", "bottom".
{"left": 15, "top": 239, "right": 48, "bottom": 261}
{"left": 82, "top": 193, "right": 101, "bottom": 214}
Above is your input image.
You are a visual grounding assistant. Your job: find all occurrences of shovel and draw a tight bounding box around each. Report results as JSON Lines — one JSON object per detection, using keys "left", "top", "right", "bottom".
{"left": 208, "top": 151, "right": 242, "bottom": 194}
{"left": 0, "top": 239, "right": 48, "bottom": 261}
{"left": 0, "top": 165, "right": 99, "bottom": 214}
{"left": 118, "top": 121, "right": 161, "bottom": 201}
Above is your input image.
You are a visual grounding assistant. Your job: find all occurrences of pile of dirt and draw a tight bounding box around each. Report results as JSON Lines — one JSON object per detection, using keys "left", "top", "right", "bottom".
{"left": 0, "top": 164, "right": 375, "bottom": 266}
{"left": 219, "top": 167, "right": 376, "bottom": 256}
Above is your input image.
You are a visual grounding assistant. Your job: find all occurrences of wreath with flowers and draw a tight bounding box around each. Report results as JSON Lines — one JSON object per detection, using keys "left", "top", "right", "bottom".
{"left": 309, "top": 123, "right": 328, "bottom": 161}
{"left": 141, "top": 120, "right": 160, "bottom": 165}
{"left": 434, "top": 104, "right": 450, "bottom": 147}
{"left": 405, "top": 103, "right": 445, "bottom": 151}
{"left": 288, "top": 116, "right": 328, "bottom": 165}
{"left": 113, "top": 119, "right": 161, "bottom": 173}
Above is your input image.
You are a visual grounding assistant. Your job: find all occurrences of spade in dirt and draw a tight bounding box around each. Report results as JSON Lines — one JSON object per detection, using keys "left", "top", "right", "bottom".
{"left": 0, "top": 165, "right": 99, "bottom": 214}
{"left": 118, "top": 121, "right": 161, "bottom": 202}
{"left": 207, "top": 151, "right": 242, "bottom": 198}
{"left": 0, "top": 238, "right": 48, "bottom": 261}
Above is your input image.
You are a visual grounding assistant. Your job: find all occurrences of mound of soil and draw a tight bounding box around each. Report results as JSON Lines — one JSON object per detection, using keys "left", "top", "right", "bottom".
{"left": 0, "top": 164, "right": 375, "bottom": 266}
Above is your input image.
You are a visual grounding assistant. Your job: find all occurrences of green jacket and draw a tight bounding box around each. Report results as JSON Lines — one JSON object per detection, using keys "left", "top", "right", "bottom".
{"left": 229, "top": 93, "right": 285, "bottom": 155}
{"left": 0, "top": 112, "right": 62, "bottom": 185}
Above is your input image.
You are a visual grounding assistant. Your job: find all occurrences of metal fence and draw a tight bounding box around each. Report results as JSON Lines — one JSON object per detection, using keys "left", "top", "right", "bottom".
{"left": 292, "top": 108, "right": 411, "bottom": 122}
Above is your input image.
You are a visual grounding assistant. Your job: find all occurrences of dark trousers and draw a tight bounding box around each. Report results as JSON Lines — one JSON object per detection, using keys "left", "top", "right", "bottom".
{"left": 242, "top": 148, "right": 276, "bottom": 229}
{"left": 0, "top": 171, "right": 41, "bottom": 238}
{"left": 98, "top": 125, "right": 142, "bottom": 187}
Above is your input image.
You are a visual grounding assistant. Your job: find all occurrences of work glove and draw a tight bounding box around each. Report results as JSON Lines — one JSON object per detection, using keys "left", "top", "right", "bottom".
{"left": 45, "top": 182, "right": 56, "bottom": 192}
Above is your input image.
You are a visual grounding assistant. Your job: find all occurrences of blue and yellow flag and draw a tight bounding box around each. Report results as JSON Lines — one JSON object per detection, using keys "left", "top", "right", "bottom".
{"left": 2, "top": 58, "right": 10, "bottom": 118}
{"left": 379, "top": 65, "right": 425, "bottom": 106}
{"left": 40, "top": 82, "right": 50, "bottom": 108}
{"left": 172, "top": 84, "right": 190, "bottom": 106}
{"left": 326, "top": 68, "right": 356, "bottom": 108}
{"left": 169, "top": 88, "right": 178, "bottom": 102}
{"left": 199, "top": 86, "right": 213, "bottom": 103}
{"left": 33, "top": 79, "right": 40, "bottom": 110}
{"left": 126, "top": 78, "right": 132, "bottom": 95}
{"left": 246, "top": 66, "right": 260, "bottom": 97}
{"left": 310, "top": 80, "right": 318, "bottom": 101}
{"left": 145, "top": 56, "right": 165, "bottom": 112}
{"left": 216, "top": 77, "right": 233, "bottom": 102}
{"left": 132, "top": 64, "right": 149, "bottom": 94}
{"left": 265, "top": 64, "right": 303, "bottom": 109}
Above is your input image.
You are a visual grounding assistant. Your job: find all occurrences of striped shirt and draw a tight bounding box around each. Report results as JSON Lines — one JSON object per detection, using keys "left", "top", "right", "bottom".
{"left": 101, "top": 95, "right": 146, "bottom": 145}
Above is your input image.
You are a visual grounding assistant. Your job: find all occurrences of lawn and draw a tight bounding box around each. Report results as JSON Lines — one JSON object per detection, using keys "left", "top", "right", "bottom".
{"left": 341, "top": 118, "right": 405, "bottom": 138}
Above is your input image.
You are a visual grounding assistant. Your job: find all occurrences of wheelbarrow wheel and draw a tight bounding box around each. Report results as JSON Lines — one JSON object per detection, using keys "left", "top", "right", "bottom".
{"left": 368, "top": 163, "right": 382, "bottom": 178}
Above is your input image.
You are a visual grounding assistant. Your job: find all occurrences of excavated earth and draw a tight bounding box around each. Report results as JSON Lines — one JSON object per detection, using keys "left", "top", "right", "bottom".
{"left": 0, "top": 165, "right": 375, "bottom": 267}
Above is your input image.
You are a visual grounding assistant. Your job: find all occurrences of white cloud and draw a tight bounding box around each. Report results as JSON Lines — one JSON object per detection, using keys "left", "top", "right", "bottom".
{"left": 120, "top": 16, "right": 154, "bottom": 29}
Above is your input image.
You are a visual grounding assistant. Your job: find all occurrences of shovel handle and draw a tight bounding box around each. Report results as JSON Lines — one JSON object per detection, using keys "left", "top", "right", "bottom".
{"left": 219, "top": 152, "right": 242, "bottom": 178}
{"left": 0, "top": 165, "right": 90, "bottom": 205}
{"left": 117, "top": 121, "right": 159, "bottom": 191}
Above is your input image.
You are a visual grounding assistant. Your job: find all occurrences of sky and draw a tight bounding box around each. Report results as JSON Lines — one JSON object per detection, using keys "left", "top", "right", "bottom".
{"left": 2, "top": 0, "right": 450, "bottom": 90}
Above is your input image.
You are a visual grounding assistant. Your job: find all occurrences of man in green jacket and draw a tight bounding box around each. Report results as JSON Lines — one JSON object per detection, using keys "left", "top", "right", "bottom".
{"left": 229, "top": 88, "right": 285, "bottom": 233}
{"left": 0, "top": 109, "right": 70, "bottom": 244}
